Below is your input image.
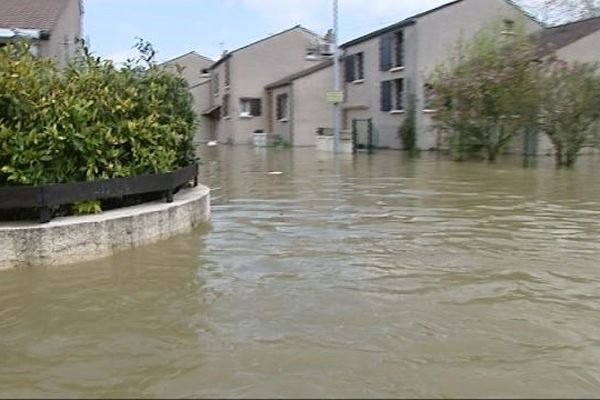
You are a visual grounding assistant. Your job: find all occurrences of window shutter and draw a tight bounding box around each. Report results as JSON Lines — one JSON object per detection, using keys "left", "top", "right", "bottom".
{"left": 357, "top": 53, "right": 364, "bottom": 80}
{"left": 395, "top": 31, "right": 404, "bottom": 67}
{"left": 222, "top": 93, "right": 229, "bottom": 117}
{"left": 251, "top": 99, "right": 262, "bottom": 116}
{"left": 344, "top": 54, "right": 355, "bottom": 82}
{"left": 380, "top": 34, "right": 393, "bottom": 71}
{"left": 396, "top": 79, "right": 404, "bottom": 110}
{"left": 380, "top": 81, "right": 392, "bottom": 112}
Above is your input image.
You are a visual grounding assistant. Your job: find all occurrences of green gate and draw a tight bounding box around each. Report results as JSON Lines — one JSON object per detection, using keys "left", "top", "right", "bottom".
{"left": 352, "top": 118, "right": 378, "bottom": 154}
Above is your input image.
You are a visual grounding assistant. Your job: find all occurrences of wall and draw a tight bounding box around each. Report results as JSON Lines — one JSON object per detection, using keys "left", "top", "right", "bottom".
{"left": 162, "top": 52, "right": 213, "bottom": 87}
{"left": 510, "top": 29, "right": 600, "bottom": 156}
{"left": 414, "top": 0, "right": 543, "bottom": 150}
{"left": 39, "top": 0, "right": 81, "bottom": 69}
{"left": 342, "top": 23, "right": 419, "bottom": 149}
{"left": 212, "top": 27, "right": 325, "bottom": 145}
{"left": 0, "top": 186, "right": 210, "bottom": 270}
{"left": 293, "top": 65, "right": 334, "bottom": 146}
{"left": 190, "top": 81, "right": 213, "bottom": 143}
{"left": 163, "top": 52, "right": 214, "bottom": 143}
{"left": 556, "top": 29, "right": 600, "bottom": 64}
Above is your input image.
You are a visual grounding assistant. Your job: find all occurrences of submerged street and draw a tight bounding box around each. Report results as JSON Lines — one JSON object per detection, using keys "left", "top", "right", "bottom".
{"left": 1, "top": 147, "right": 600, "bottom": 398}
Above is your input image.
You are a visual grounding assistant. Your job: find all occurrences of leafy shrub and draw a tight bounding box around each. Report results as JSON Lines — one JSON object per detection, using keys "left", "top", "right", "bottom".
{"left": 537, "top": 59, "right": 600, "bottom": 167}
{"left": 0, "top": 40, "right": 197, "bottom": 187}
{"left": 399, "top": 94, "right": 417, "bottom": 152}
{"left": 429, "top": 20, "right": 541, "bottom": 162}
{"left": 72, "top": 200, "right": 102, "bottom": 216}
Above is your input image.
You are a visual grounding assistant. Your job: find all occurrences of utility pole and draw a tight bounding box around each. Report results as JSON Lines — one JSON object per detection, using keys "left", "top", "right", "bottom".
{"left": 332, "top": 0, "right": 341, "bottom": 154}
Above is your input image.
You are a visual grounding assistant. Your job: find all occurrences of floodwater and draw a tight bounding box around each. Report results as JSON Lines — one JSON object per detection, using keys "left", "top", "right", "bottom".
{"left": 1, "top": 147, "right": 600, "bottom": 398}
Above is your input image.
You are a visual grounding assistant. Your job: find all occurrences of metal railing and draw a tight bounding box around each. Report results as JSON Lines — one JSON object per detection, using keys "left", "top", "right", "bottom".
{"left": 0, "top": 163, "right": 199, "bottom": 223}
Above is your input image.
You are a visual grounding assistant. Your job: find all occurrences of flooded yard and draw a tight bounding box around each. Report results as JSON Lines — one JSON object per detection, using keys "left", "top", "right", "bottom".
{"left": 1, "top": 147, "right": 600, "bottom": 398}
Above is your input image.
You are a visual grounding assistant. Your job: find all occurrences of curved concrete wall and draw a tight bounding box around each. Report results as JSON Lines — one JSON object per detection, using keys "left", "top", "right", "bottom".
{"left": 0, "top": 185, "right": 210, "bottom": 270}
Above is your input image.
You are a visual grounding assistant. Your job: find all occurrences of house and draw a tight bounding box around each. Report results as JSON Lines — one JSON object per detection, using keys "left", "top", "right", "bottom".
{"left": 203, "top": 25, "right": 333, "bottom": 145}
{"left": 265, "top": 60, "right": 333, "bottom": 147}
{"left": 512, "top": 16, "right": 600, "bottom": 155}
{"left": 161, "top": 52, "right": 214, "bottom": 143}
{"left": 536, "top": 16, "right": 600, "bottom": 64}
{"left": 339, "top": 0, "right": 543, "bottom": 150}
{"left": 0, "top": 0, "right": 83, "bottom": 68}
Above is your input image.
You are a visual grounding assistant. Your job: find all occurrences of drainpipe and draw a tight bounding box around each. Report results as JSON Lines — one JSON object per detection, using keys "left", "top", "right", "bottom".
{"left": 333, "top": 0, "right": 341, "bottom": 154}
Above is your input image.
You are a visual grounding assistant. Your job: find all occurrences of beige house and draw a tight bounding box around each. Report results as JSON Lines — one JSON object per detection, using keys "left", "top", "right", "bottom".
{"left": 537, "top": 16, "right": 600, "bottom": 64}
{"left": 204, "top": 25, "right": 333, "bottom": 145}
{"left": 339, "top": 0, "right": 543, "bottom": 150}
{"left": 0, "top": 0, "right": 82, "bottom": 68}
{"left": 512, "top": 16, "right": 600, "bottom": 155}
{"left": 161, "top": 52, "right": 214, "bottom": 143}
{"left": 265, "top": 60, "right": 333, "bottom": 147}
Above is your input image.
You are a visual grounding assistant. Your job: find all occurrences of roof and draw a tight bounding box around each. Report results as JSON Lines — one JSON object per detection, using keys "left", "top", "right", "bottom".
{"left": 265, "top": 59, "right": 333, "bottom": 90}
{"left": 160, "top": 51, "right": 213, "bottom": 66}
{"left": 536, "top": 16, "right": 600, "bottom": 56}
{"left": 0, "top": 0, "right": 71, "bottom": 31}
{"left": 341, "top": 0, "right": 541, "bottom": 49}
{"left": 201, "top": 104, "right": 221, "bottom": 116}
{"left": 211, "top": 25, "right": 320, "bottom": 69}
{"left": 341, "top": 0, "right": 463, "bottom": 48}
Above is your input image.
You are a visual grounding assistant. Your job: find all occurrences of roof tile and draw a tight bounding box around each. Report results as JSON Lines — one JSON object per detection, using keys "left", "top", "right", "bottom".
{"left": 0, "top": 0, "right": 70, "bottom": 31}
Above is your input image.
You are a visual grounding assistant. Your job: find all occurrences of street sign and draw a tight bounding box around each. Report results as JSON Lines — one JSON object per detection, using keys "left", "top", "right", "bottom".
{"left": 326, "top": 91, "right": 344, "bottom": 104}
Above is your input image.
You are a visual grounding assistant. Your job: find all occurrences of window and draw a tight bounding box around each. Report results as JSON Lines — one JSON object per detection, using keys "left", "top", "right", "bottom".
{"left": 394, "top": 31, "right": 404, "bottom": 68}
{"left": 224, "top": 60, "right": 231, "bottom": 87}
{"left": 380, "top": 30, "right": 404, "bottom": 71}
{"left": 306, "top": 46, "right": 319, "bottom": 59}
{"left": 222, "top": 93, "right": 230, "bottom": 118}
{"left": 380, "top": 79, "right": 404, "bottom": 112}
{"left": 240, "top": 98, "right": 261, "bottom": 117}
{"left": 276, "top": 93, "right": 288, "bottom": 120}
{"left": 502, "top": 19, "right": 515, "bottom": 34}
{"left": 344, "top": 52, "right": 365, "bottom": 82}
{"left": 213, "top": 72, "right": 220, "bottom": 95}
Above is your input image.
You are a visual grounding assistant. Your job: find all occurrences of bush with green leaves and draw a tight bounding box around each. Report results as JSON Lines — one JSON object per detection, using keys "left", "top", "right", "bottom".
{"left": 429, "top": 19, "right": 600, "bottom": 167}
{"left": 0, "top": 40, "right": 196, "bottom": 187}
{"left": 537, "top": 59, "right": 600, "bottom": 167}
{"left": 399, "top": 94, "right": 417, "bottom": 152}
{"left": 429, "top": 20, "right": 541, "bottom": 162}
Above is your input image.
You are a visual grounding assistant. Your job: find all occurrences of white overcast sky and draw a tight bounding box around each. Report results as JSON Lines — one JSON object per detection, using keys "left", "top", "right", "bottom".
{"left": 84, "top": 0, "right": 467, "bottom": 63}
{"left": 83, "top": 0, "right": 547, "bottom": 64}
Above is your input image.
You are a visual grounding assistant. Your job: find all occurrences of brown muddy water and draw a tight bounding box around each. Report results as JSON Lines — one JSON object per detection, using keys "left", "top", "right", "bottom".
{"left": 1, "top": 147, "right": 600, "bottom": 398}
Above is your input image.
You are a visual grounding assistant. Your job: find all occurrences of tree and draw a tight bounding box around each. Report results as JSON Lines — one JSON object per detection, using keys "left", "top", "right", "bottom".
{"left": 399, "top": 94, "right": 417, "bottom": 152}
{"left": 429, "top": 21, "right": 541, "bottom": 161}
{"left": 537, "top": 59, "right": 600, "bottom": 167}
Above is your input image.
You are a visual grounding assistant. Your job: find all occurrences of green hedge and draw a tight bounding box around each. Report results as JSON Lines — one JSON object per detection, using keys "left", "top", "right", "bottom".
{"left": 0, "top": 41, "right": 197, "bottom": 186}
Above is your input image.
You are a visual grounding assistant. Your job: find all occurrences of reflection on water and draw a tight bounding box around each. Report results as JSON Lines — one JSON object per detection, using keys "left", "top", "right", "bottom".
{"left": 1, "top": 147, "right": 600, "bottom": 398}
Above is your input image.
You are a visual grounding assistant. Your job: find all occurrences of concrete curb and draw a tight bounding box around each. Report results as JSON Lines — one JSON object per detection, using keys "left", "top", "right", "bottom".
{"left": 0, "top": 185, "right": 210, "bottom": 270}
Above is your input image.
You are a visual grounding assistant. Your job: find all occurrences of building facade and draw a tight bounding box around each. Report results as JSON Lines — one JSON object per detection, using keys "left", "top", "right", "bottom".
{"left": 265, "top": 60, "right": 334, "bottom": 147}
{"left": 0, "top": 0, "right": 83, "bottom": 68}
{"left": 204, "top": 26, "right": 332, "bottom": 145}
{"left": 162, "top": 52, "right": 214, "bottom": 143}
{"left": 512, "top": 15, "right": 600, "bottom": 155}
{"left": 340, "top": 0, "right": 543, "bottom": 151}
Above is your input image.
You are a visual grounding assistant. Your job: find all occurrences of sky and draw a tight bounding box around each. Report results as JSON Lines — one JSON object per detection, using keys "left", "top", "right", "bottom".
{"left": 83, "top": 0, "right": 456, "bottom": 64}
